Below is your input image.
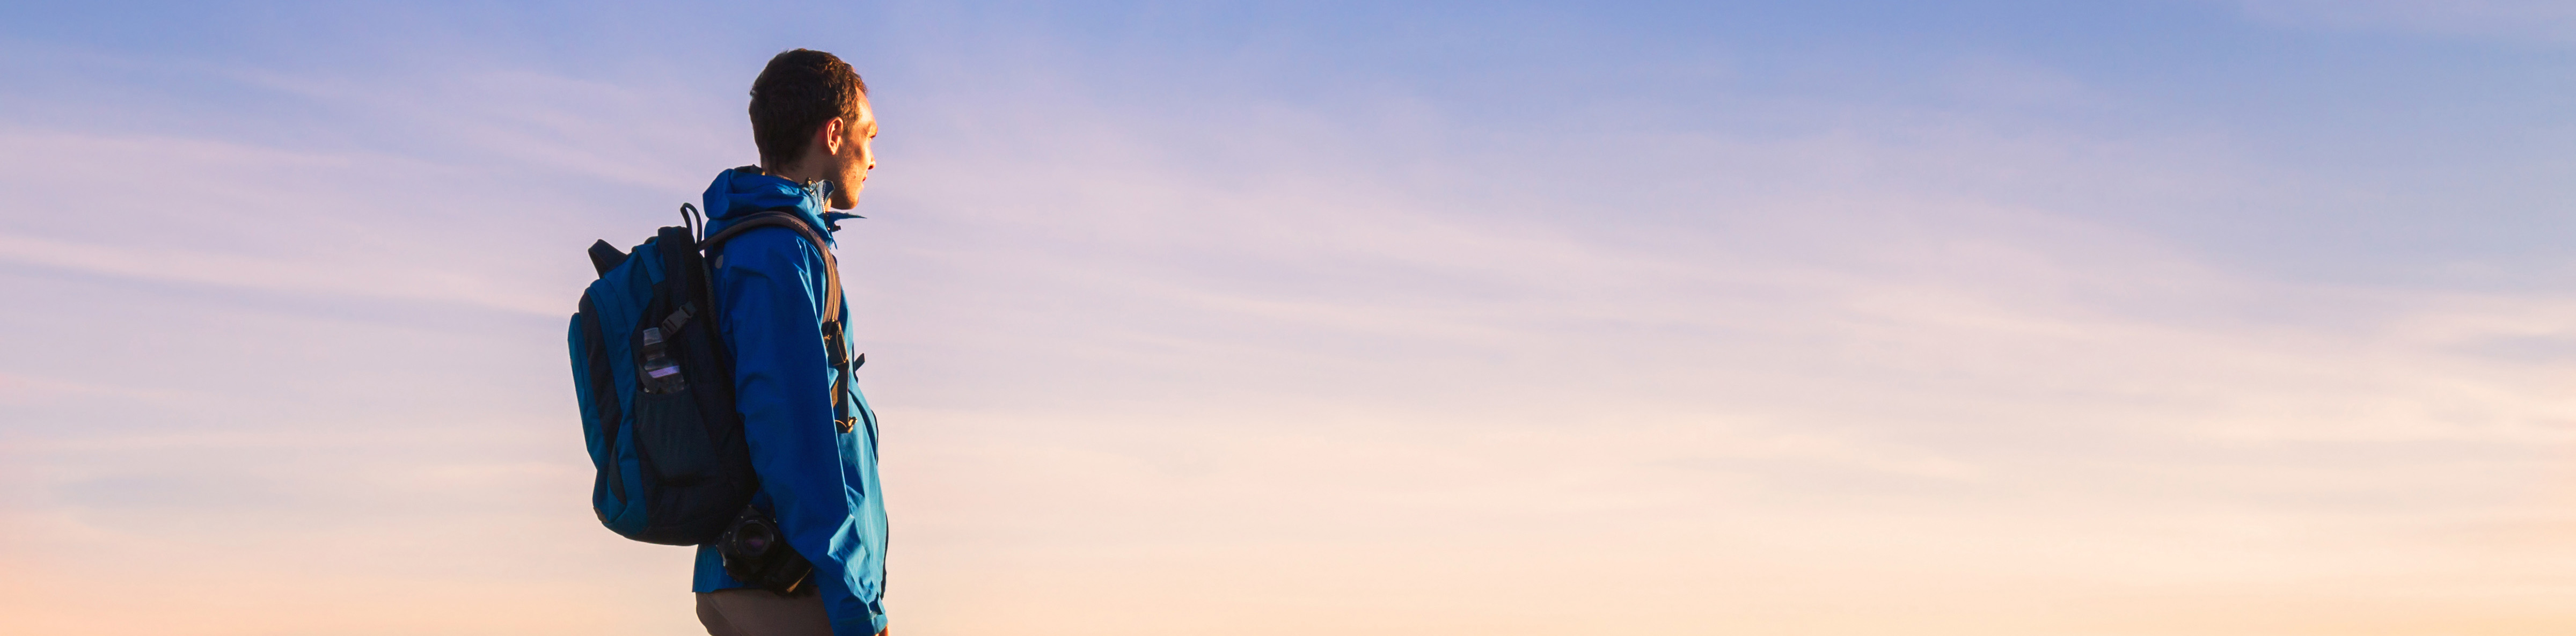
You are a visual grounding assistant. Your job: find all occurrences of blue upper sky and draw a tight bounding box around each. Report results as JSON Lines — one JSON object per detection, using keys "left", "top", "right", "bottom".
{"left": 9, "top": 1, "right": 2572, "bottom": 287}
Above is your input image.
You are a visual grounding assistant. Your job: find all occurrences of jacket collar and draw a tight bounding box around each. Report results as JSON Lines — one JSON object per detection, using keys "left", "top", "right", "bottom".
{"left": 699, "top": 166, "right": 843, "bottom": 246}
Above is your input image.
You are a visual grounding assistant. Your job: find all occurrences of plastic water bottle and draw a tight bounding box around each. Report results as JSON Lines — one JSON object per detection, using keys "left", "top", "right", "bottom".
{"left": 640, "top": 327, "right": 687, "bottom": 393}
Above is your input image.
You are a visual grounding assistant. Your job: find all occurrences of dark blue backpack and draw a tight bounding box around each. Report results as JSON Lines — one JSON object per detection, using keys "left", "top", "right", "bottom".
{"left": 567, "top": 204, "right": 838, "bottom": 545}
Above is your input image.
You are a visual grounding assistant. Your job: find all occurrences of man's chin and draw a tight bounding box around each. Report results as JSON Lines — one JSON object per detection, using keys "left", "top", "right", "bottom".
{"left": 823, "top": 180, "right": 859, "bottom": 209}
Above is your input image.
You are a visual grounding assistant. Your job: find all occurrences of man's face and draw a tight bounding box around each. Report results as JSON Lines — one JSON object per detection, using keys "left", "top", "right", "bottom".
{"left": 826, "top": 97, "right": 877, "bottom": 209}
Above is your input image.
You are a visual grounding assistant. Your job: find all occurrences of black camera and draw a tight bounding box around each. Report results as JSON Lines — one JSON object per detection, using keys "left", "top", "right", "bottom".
{"left": 718, "top": 505, "right": 816, "bottom": 596}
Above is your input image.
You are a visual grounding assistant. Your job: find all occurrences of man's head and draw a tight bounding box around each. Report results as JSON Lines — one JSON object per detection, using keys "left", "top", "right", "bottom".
{"left": 749, "top": 48, "right": 876, "bottom": 210}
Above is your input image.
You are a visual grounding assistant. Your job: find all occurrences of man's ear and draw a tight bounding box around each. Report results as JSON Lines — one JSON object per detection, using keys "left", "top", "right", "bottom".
{"left": 817, "top": 117, "right": 847, "bottom": 156}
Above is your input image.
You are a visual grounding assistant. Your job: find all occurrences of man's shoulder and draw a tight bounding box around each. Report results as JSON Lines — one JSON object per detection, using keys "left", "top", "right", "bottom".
{"left": 715, "top": 225, "right": 823, "bottom": 269}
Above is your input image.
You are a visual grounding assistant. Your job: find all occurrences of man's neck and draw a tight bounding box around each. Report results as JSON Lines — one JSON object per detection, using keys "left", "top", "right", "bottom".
{"left": 760, "top": 162, "right": 825, "bottom": 185}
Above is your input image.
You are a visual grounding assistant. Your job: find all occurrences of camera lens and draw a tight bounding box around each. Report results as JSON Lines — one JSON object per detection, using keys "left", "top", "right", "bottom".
{"left": 734, "top": 520, "right": 774, "bottom": 557}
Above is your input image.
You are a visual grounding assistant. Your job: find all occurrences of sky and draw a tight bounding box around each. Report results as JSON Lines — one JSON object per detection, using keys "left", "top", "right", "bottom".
{"left": 5, "top": 1, "right": 2576, "bottom": 634}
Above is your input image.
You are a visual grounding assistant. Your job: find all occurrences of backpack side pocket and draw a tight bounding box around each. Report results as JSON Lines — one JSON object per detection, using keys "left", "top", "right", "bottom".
{"left": 635, "top": 389, "right": 715, "bottom": 487}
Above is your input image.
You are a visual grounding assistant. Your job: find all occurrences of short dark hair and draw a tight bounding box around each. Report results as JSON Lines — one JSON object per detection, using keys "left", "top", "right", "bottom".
{"left": 749, "top": 49, "right": 868, "bottom": 168}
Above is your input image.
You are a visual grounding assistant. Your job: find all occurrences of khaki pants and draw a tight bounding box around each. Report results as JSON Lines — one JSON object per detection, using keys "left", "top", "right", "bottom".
{"left": 696, "top": 589, "right": 830, "bottom": 636}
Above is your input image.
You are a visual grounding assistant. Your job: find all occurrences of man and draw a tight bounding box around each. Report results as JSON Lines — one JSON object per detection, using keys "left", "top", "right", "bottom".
{"left": 691, "top": 49, "right": 889, "bottom": 636}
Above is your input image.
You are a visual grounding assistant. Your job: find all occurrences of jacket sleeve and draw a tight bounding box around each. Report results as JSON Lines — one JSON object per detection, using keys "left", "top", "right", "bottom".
{"left": 715, "top": 228, "right": 888, "bottom": 636}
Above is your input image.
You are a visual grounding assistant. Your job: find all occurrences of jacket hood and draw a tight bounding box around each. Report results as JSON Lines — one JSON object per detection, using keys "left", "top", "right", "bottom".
{"left": 700, "top": 166, "right": 855, "bottom": 246}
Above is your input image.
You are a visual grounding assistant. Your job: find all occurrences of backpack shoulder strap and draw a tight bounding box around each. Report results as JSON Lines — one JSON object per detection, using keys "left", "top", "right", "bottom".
{"left": 704, "top": 210, "right": 840, "bottom": 325}
{"left": 704, "top": 209, "right": 863, "bottom": 434}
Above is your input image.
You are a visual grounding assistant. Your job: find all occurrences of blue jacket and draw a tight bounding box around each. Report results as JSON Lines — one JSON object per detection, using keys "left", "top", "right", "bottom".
{"left": 690, "top": 167, "right": 889, "bottom": 636}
